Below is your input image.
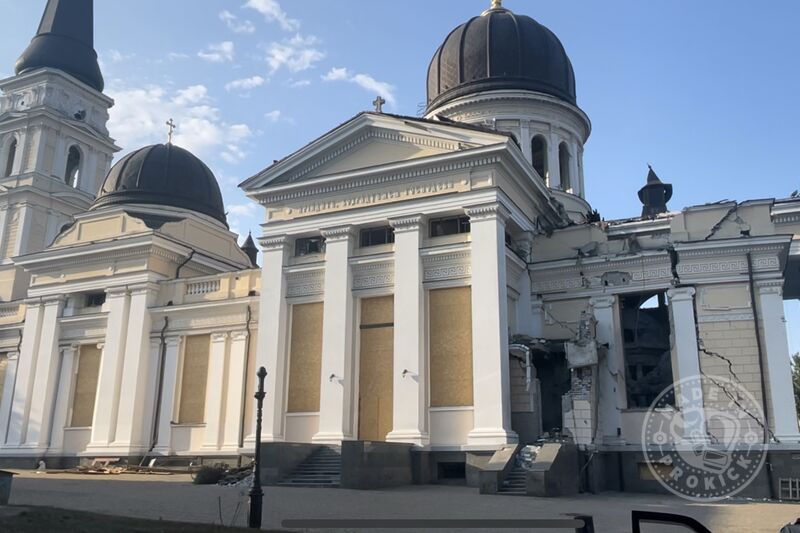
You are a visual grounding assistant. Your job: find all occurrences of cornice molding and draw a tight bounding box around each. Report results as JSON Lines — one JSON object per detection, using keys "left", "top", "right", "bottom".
{"left": 465, "top": 202, "right": 511, "bottom": 223}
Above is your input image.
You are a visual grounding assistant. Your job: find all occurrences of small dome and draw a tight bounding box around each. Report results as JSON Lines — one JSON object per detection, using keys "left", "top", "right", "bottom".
{"left": 426, "top": 4, "right": 576, "bottom": 112}
{"left": 92, "top": 144, "right": 227, "bottom": 226}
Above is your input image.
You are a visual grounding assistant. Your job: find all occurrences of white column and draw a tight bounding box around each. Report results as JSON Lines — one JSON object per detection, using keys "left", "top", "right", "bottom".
{"left": 5, "top": 301, "right": 43, "bottom": 446}
{"left": 88, "top": 287, "right": 130, "bottom": 451}
{"left": 756, "top": 281, "right": 800, "bottom": 442}
{"left": 519, "top": 121, "right": 532, "bottom": 164}
{"left": 548, "top": 132, "right": 561, "bottom": 189}
{"left": 113, "top": 283, "right": 157, "bottom": 452}
{"left": 47, "top": 344, "right": 79, "bottom": 454}
{"left": 466, "top": 203, "right": 518, "bottom": 446}
{"left": 569, "top": 141, "right": 580, "bottom": 194}
{"left": 203, "top": 332, "right": 229, "bottom": 450}
{"left": 667, "top": 287, "right": 707, "bottom": 442}
{"left": 153, "top": 336, "right": 182, "bottom": 454}
{"left": 530, "top": 298, "right": 544, "bottom": 338}
{"left": 515, "top": 233, "right": 535, "bottom": 338}
{"left": 314, "top": 226, "right": 356, "bottom": 444}
{"left": 223, "top": 330, "right": 249, "bottom": 451}
{"left": 591, "top": 295, "right": 625, "bottom": 444}
{"left": 386, "top": 215, "right": 428, "bottom": 446}
{"left": 0, "top": 352, "right": 20, "bottom": 446}
{"left": 24, "top": 296, "right": 65, "bottom": 449}
{"left": 248, "top": 235, "right": 290, "bottom": 446}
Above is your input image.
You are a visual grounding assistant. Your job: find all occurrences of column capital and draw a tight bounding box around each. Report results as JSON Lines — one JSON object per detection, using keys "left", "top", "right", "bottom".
{"left": 230, "top": 330, "right": 249, "bottom": 342}
{"left": 42, "top": 295, "right": 66, "bottom": 306}
{"left": 128, "top": 282, "right": 160, "bottom": 296}
{"left": 105, "top": 286, "right": 129, "bottom": 298}
{"left": 465, "top": 202, "right": 511, "bottom": 223}
{"left": 261, "top": 235, "right": 290, "bottom": 251}
{"left": 756, "top": 279, "right": 784, "bottom": 296}
{"left": 667, "top": 286, "right": 696, "bottom": 302}
{"left": 149, "top": 338, "right": 161, "bottom": 351}
{"left": 7, "top": 351, "right": 19, "bottom": 361}
{"left": 22, "top": 297, "right": 42, "bottom": 307}
{"left": 165, "top": 336, "right": 182, "bottom": 348}
{"left": 589, "top": 295, "right": 615, "bottom": 310}
{"left": 321, "top": 225, "right": 356, "bottom": 242}
{"left": 59, "top": 343, "right": 79, "bottom": 354}
{"left": 389, "top": 214, "right": 425, "bottom": 232}
{"left": 96, "top": 342, "right": 105, "bottom": 350}
{"left": 211, "top": 332, "right": 229, "bottom": 343}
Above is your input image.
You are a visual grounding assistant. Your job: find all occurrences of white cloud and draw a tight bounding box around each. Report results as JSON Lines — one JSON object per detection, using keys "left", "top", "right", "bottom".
{"left": 264, "top": 110, "right": 281, "bottom": 122}
{"left": 219, "top": 10, "right": 255, "bottom": 34}
{"left": 266, "top": 34, "right": 325, "bottom": 73}
{"left": 168, "top": 52, "right": 190, "bottom": 61}
{"left": 244, "top": 0, "right": 299, "bottom": 31}
{"left": 228, "top": 203, "right": 257, "bottom": 217}
{"left": 198, "top": 41, "right": 235, "bottom": 63}
{"left": 225, "top": 76, "right": 266, "bottom": 92}
{"left": 287, "top": 79, "right": 311, "bottom": 88}
{"left": 106, "top": 49, "right": 134, "bottom": 63}
{"left": 322, "top": 67, "right": 397, "bottom": 107}
{"left": 107, "top": 83, "right": 253, "bottom": 163}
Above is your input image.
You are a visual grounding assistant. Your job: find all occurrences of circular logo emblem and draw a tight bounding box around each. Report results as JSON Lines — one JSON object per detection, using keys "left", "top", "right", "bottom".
{"left": 641, "top": 375, "right": 767, "bottom": 501}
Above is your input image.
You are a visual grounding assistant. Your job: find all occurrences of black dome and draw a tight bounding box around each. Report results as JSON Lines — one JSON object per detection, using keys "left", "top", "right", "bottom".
{"left": 92, "top": 144, "right": 228, "bottom": 226}
{"left": 426, "top": 6, "right": 576, "bottom": 112}
{"left": 15, "top": 0, "right": 104, "bottom": 92}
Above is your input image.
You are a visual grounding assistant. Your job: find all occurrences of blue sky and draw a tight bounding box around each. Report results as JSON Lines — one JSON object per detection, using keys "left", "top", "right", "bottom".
{"left": 1, "top": 0, "right": 799, "bottom": 353}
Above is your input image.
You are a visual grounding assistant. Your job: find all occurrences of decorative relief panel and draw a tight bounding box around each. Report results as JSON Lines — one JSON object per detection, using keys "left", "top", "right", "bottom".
{"left": 286, "top": 269, "right": 325, "bottom": 298}
{"left": 422, "top": 250, "right": 471, "bottom": 282}
{"left": 352, "top": 261, "right": 394, "bottom": 290}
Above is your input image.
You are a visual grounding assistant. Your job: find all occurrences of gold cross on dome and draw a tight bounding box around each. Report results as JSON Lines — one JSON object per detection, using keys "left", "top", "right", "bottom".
{"left": 373, "top": 95, "right": 386, "bottom": 113}
{"left": 491, "top": 0, "right": 502, "bottom": 9}
{"left": 166, "top": 118, "right": 177, "bottom": 144}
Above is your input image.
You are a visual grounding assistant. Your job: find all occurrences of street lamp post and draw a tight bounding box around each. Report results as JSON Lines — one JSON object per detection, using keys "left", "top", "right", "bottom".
{"left": 248, "top": 366, "right": 267, "bottom": 528}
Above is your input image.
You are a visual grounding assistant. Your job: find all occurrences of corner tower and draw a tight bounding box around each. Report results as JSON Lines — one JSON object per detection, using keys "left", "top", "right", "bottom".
{"left": 0, "top": 0, "right": 118, "bottom": 300}
{"left": 425, "top": 0, "right": 591, "bottom": 218}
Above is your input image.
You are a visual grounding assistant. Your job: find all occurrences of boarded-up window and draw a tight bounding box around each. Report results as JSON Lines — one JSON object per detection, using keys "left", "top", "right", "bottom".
{"left": 429, "top": 287, "right": 474, "bottom": 407}
{"left": 70, "top": 345, "right": 101, "bottom": 427}
{"left": 178, "top": 334, "right": 211, "bottom": 424}
{"left": 287, "top": 302, "right": 323, "bottom": 413}
{"left": 0, "top": 353, "right": 7, "bottom": 402}
{"left": 358, "top": 296, "right": 394, "bottom": 441}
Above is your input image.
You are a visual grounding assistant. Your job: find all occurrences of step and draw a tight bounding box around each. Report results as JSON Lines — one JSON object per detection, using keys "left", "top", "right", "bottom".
{"left": 277, "top": 483, "right": 341, "bottom": 488}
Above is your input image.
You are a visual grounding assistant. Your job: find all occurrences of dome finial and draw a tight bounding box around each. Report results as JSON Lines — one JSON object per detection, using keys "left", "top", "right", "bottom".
{"left": 166, "top": 118, "right": 177, "bottom": 144}
{"left": 491, "top": 0, "right": 503, "bottom": 9}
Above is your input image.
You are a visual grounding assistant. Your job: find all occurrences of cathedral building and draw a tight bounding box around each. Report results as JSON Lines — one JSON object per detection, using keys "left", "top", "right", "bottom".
{"left": 0, "top": 0, "right": 798, "bottom": 496}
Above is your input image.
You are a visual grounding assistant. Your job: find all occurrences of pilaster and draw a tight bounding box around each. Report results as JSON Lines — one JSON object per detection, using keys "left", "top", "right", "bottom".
{"left": 47, "top": 343, "right": 79, "bottom": 454}
{"left": 386, "top": 215, "right": 429, "bottom": 446}
{"left": 202, "top": 332, "right": 229, "bottom": 450}
{"left": 247, "top": 235, "right": 290, "bottom": 446}
{"left": 590, "top": 295, "right": 625, "bottom": 444}
{"left": 667, "top": 287, "right": 707, "bottom": 442}
{"left": 23, "top": 295, "right": 65, "bottom": 449}
{"left": 465, "top": 203, "right": 517, "bottom": 446}
{"left": 5, "top": 301, "right": 43, "bottom": 446}
{"left": 314, "top": 226, "right": 356, "bottom": 444}
{"left": 153, "top": 336, "right": 182, "bottom": 454}
{"left": 756, "top": 280, "right": 800, "bottom": 442}
{"left": 223, "top": 330, "right": 249, "bottom": 451}
{"left": 0, "top": 352, "right": 19, "bottom": 446}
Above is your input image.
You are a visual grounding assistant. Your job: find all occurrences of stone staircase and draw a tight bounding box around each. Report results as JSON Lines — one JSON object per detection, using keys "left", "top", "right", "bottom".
{"left": 497, "top": 465, "right": 527, "bottom": 495}
{"left": 277, "top": 446, "right": 341, "bottom": 488}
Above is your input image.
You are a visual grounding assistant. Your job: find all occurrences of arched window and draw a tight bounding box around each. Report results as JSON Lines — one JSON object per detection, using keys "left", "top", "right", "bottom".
{"left": 65, "top": 146, "right": 81, "bottom": 187}
{"left": 559, "top": 142, "right": 571, "bottom": 191}
{"left": 531, "top": 135, "right": 547, "bottom": 181}
{"left": 3, "top": 139, "right": 17, "bottom": 178}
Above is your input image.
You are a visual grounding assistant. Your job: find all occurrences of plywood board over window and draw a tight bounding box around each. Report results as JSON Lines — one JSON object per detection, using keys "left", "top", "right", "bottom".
{"left": 429, "top": 287, "right": 474, "bottom": 407}
{"left": 287, "top": 302, "right": 324, "bottom": 413}
{"left": 70, "top": 345, "right": 101, "bottom": 427}
{"left": 178, "top": 334, "right": 211, "bottom": 424}
{"left": 358, "top": 296, "right": 394, "bottom": 442}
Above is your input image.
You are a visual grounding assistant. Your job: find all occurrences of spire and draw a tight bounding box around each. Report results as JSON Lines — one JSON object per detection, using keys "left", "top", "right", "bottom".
{"left": 15, "top": 0, "right": 104, "bottom": 92}
{"left": 638, "top": 165, "right": 673, "bottom": 219}
{"left": 240, "top": 232, "right": 259, "bottom": 268}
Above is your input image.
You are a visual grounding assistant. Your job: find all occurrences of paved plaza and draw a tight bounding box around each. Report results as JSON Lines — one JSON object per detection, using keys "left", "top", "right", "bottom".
{"left": 4, "top": 471, "right": 800, "bottom": 532}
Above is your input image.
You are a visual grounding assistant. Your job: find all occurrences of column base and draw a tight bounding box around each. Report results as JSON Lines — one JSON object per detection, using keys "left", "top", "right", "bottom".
{"left": 242, "top": 434, "right": 284, "bottom": 448}
{"left": 82, "top": 443, "right": 150, "bottom": 456}
{"left": 385, "top": 430, "right": 430, "bottom": 447}
{"left": 600, "top": 435, "right": 627, "bottom": 446}
{"left": 774, "top": 434, "right": 800, "bottom": 444}
{"left": 311, "top": 432, "right": 348, "bottom": 445}
{"left": 467, "top": 428, "right": 518, "bottom": 447}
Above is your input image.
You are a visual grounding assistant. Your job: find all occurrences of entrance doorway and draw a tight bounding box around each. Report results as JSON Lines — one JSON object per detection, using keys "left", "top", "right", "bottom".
{"left": 533, "top": 347, "right": 570, "bottom": 436}
{"left": 357, "top": 296, "right": 394, "bottom": 441}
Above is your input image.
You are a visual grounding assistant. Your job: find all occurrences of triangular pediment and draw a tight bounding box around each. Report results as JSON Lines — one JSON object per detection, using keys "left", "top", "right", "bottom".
{"left": 240, "top": 112, "right": 510, "bottom": 191}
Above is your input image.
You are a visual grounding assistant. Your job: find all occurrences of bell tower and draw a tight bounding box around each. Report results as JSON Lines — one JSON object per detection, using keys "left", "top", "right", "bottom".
{"left": 0, "top": 0, "right": 118, "bottom": 300}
